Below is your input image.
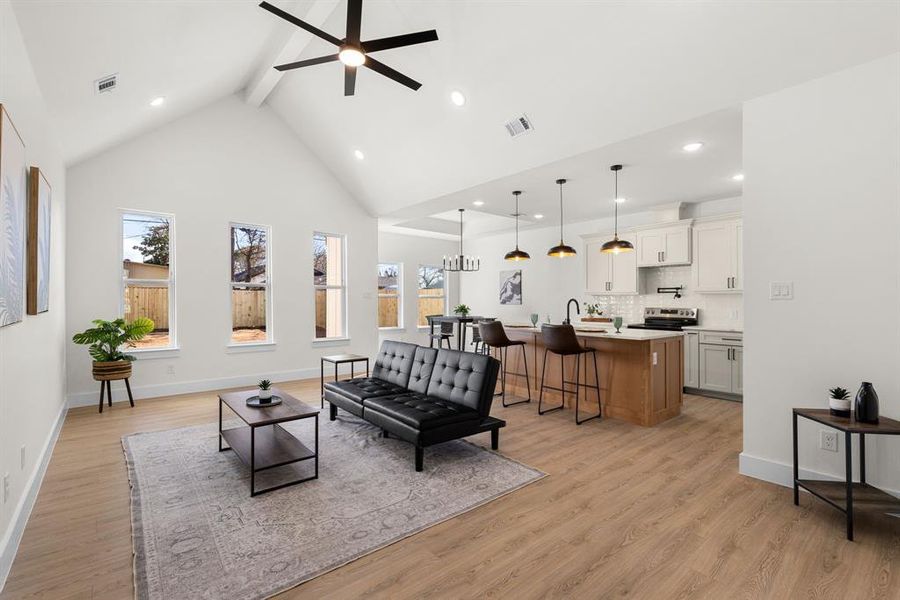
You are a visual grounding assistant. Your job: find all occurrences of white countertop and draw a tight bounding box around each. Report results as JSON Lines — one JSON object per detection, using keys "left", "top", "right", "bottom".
{"left": 682, "top": 325, "right": 743, "bottom": 333}
{"left": 502, "top": 324, "right": 684, "bottom": 341}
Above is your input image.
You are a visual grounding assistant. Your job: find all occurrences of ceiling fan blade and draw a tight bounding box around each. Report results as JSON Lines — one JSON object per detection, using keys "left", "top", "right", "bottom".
{"left": 259, "top": 1, "right": 342, "bottom": 46}
{"left": 346, "top": 0, "right": 363, "bottom": 45}
{"left": 344, "top": 66, "right": 357, "bottom": 96}
{"left": 361, "top": 30, "right": 438, "bottom": 53}
{"left": 275, "top": 54, "right": 340, "bottom": 71}
{"left": 365, "top": 57, "right": 421, "bottom": 91}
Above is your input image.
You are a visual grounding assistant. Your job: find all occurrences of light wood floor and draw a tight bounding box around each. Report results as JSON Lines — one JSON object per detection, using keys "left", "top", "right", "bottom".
{"left": 3, "top": 382, "right": 899, "bottom": 599}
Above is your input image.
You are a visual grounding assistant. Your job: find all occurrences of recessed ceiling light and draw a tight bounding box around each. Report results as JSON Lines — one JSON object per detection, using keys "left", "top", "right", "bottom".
{"left": 614, "top": 197, "right": 626, "bottom": 204}
{"left": 450, "top": 90, "right": 466, "bottom": 106}
{"left": 149, "top": 96, "right": 166, "bottom": 107}
{"left": 534, "top": 214, "right": 544, "bottom": 219}
{"left": 353, "top": 149, "right": 365, "bottom": 160}
{"left": 731, "top": 173, "right": 745, "bottom": 182}
{"left": 472, "top": 200, "right": 484, "bottom": 206}
{"left": 682, "top": 141, "right": 704, "bottom": 152}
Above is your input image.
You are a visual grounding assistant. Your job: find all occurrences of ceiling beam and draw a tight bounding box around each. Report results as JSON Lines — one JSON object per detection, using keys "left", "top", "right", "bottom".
{"left": 245, "top": 0, "right": 341, "bottom": 107}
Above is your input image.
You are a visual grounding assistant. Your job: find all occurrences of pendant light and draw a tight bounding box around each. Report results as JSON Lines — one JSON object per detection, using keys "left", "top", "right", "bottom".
{"left": 504, "top": 190, "right": 531, "bottom": 261}
{"left": 443, "top": 208, "right": 480, "bottom": 272}
{"left": 601, "top": 164, "right": 634, "bottom": 254}
{"left": 547, "top": 178, "right": 577, "bottom": 257}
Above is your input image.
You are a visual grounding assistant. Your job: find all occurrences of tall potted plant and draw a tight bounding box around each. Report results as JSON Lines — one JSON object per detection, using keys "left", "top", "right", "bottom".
{"left": 72, "top": 318, "right": 155, "bottom": 380}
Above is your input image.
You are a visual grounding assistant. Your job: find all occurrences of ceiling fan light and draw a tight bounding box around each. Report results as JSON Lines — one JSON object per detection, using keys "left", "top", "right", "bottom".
{"left": 600, "top": 237, "right": 634, "bottom": 254}
{"left": 547, "top": 243, "right": 577, "bottom": 258}
{"left": 339, "top": 47, "right": 366, "bottom": 67}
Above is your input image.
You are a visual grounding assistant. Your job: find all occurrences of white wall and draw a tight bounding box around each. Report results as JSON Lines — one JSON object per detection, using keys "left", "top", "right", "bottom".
{"left": 741, "top": 53, "right": 900, "bottom": 491}
{"left": 458, "top": 199, "right": 743, "bottom": 333}
{"left": 0, "top": 2, "right": 68, "bottom": 589}
{"left": 66, "top": 95, "right": 378, "bottom": 405}
{"left": 377, "top": 231, "right": 460, "bottom": 347}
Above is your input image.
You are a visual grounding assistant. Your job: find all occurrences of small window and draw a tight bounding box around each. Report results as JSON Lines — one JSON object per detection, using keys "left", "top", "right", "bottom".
{"left": 377, "top": 263, "right": 402, "bottom": 328}
{"left": 314, "top": 232, "right": 347, "bottom": 339}
{"left": 230, "top": 224, "right": 271, "bottom": 344}
{"left": 121, "top": 211, "right": 175, "bottom": 350}
{"left": 417, "top": 265, "right": 445, "bottom": 327}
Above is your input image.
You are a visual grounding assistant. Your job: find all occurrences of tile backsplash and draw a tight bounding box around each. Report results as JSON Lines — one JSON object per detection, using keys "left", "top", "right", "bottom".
{"left": 589, "top": 265, "right": 742, "bottom": 327}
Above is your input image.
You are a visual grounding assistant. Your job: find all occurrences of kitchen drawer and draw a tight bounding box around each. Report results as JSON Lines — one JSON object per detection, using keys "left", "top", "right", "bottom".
{"left": 699, "top": 331, "right": 743, "bottom": 346}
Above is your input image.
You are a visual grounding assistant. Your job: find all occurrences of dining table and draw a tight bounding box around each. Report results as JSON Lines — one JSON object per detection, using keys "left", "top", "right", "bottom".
{"left": 427, "top": 315, "right": 495, "bottom": 351}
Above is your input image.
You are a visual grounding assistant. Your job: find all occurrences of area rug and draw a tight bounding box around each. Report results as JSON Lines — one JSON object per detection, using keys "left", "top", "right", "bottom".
{"left": 123, "top": 413, "right": 545, "bottom": 600}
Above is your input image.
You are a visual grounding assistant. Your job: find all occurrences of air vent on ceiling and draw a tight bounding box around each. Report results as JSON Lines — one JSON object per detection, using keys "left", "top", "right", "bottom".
{"left": 94, "top": 74, "right": 117, "bottom": 94}
{"left": 504, "top": 114, "right": 534, "bottom": 138}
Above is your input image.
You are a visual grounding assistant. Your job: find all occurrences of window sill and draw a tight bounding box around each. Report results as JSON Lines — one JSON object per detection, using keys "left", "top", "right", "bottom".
{"left": 311, "top": 337, "right": 351, "bottom": 347}
{"left": 378, "top": 327, "right": 406, "bottom": 332}
{"left": 226, "top": 342, "right": 277, "bottom": 354}
{"left": 130, "top": 347, "right": 180, "bottom": 360}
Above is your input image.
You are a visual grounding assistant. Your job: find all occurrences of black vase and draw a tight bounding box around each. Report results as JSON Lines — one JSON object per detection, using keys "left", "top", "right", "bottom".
{"left": 854, "top": 382, "right": 879, "bottom": 424}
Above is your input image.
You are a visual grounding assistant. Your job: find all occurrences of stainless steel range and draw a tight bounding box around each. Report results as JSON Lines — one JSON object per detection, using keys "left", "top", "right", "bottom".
{"left": 627, "top": 307, "right": 699, "bottom": 331}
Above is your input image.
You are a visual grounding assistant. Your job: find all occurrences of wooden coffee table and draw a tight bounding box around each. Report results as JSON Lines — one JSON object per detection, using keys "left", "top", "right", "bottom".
{"left": 218, "top": 388, "right": 318, "bottom": 497}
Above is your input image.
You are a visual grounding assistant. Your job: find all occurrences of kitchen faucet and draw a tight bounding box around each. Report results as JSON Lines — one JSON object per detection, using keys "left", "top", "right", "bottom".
{"left": 564, "top": 298, "right": 580, "bottom": 325}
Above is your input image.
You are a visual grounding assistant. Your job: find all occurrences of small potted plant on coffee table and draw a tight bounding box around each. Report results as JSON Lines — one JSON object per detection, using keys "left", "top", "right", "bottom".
{"left": 257, "top": 379, "right": 273, "bottom": 403}
{"left": 828, "top": 386, "right": 851, "bottom": 417}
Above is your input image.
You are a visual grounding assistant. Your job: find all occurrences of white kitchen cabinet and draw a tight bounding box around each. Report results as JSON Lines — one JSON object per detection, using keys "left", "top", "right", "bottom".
{"left": 699, "top": 345, "right": 733, "bottom": 393}
{"left": 684, "top": 331, "right": 700, "bottom": 388}
{"left": 694, "top": 218, "right": 742, "bottom": 292}
{"left": 698, "top": 334, "right": 743, "bottom": 395}
{"left": 584, "top": 234, "right": 639, "bottom": 295}
{"left": 636, "top": 225, "right": 691, "bottom": 267}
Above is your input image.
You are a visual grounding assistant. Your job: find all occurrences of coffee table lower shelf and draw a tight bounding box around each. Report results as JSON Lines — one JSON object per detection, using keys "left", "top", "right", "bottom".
{"left": 796, "top": 479, "right": 900, "bottom": 513}
{"left": 220, "top": 424, "right": 317, "bottom": 496}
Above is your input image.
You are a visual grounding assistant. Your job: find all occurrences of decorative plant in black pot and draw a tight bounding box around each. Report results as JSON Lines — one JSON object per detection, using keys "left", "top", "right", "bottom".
{"left": 828, "top": 386, "right": 851, "bottom": 417}
{"left": 72, "top": 318, "right": 155, "bottom": 381}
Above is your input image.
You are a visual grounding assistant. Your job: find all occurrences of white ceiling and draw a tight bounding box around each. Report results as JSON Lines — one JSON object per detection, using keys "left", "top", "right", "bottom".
{"left": 11, "top": 0, "right": 900, "bottom": 219}
{"left": 386, "top": 107, "right": 743, "bottom": 236}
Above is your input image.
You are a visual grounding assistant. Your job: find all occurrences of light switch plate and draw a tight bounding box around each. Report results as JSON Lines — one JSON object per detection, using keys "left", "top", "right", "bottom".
{"left": 769, "top": 281, "right": 794, "bottom": 300}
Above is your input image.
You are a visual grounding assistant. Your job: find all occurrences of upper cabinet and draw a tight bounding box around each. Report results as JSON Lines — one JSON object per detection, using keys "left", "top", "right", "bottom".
{"left": 636, "top": 225, "right": 691, "bottom": 267}
{"left": 584, "top": 233, "right": 639, "bottom": 295}
{"left": 693, "top": 218, "right": 742, "bottom": 292}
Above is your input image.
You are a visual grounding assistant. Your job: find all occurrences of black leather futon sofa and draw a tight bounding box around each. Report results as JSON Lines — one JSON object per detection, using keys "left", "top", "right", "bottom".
{"left": 323, "top": 341, "right": 505, "bottom": 471}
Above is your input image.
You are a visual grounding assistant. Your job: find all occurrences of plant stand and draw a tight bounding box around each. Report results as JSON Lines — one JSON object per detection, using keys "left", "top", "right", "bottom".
{"left": 93, "top": 361, "right": 134, "bottom": 413}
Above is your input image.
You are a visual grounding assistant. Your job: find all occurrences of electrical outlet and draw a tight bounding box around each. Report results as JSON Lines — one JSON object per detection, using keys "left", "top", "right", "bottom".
{"left": 166, "top": 364, "right": 176, "bottom": 376}
{"left": 2, "top": 473, "right": 9, "bottom": 504}
{"left": 820, "top": 430, "right": 838, "bottom": 452}
{"left": 20, "top": 445, "right": 25, "bottom": 470}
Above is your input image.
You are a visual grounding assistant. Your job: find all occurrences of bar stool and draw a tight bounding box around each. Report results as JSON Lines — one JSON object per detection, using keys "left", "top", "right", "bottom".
{"left": 470, "top": 321, "right": 488, "bottom": 354}
{"left": 538, "top": 324, "right": 601, "bottom": 424}
{"left": 426, "top": 315, "right": 454, "bottom": 349}
{"left": 479, "top": 321, "right": 531, "bottom": 407}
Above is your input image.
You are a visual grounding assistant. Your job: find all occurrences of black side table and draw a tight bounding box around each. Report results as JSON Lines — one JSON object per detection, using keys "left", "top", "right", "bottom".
{"left": 793, "top": 408, "right": 900, "bottom": 540}
{"left": 320, "top": 354, "right": 369, "bottom": 408}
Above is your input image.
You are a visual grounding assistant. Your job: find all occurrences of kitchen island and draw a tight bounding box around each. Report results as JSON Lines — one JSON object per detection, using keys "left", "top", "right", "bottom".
{"left": 497, "top": 324, "right": 684, "bottom": 427}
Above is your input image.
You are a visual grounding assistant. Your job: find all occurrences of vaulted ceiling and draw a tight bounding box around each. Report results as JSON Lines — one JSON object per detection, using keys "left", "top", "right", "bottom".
{"left": 11, "top": 0, "right": 900, "bottom": 219}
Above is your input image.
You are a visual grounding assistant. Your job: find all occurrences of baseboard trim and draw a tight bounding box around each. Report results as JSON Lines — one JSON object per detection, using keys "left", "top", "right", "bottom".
{"left": 0, "top": 400, "right": 68, "bottom": 593}
{"left": 66, "top": 367, "right": 323, "bottom": 408}
{"left": 738, "top": 452, "right": 900, "bottom": 498}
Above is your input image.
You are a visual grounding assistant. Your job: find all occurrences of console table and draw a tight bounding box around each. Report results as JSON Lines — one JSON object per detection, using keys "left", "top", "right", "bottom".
{"left": 792, "top": 408, "right": 900, "bottom": 540}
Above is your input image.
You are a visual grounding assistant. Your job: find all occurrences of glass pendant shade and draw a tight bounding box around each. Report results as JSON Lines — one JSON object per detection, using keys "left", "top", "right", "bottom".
{"left": 505, "top": 190, "right": 531, "bottom": 261}
{"left": 601, "top": 164, "right": 634, "bottom": 254}
{"left": 548, "top": 178, "right": 576, "bottom": 258}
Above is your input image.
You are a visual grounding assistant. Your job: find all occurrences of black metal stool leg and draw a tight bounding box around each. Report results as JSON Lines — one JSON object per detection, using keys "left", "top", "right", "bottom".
{"left": 501, "top": 345, "right": 529, "bottom": 407}
{"left": 538, "top": 351, "right": 565, "bottom": 415}
{"left": 576, "top": 351, "right": 602, "bottom": 425}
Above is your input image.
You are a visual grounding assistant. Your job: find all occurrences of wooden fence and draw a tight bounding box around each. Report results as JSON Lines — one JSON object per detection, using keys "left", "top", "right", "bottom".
{"left": 377, "top": 293, "right": 445, "bottom": 328}
{"left": 124, "top": 286, "right": 267, "bottom": 330}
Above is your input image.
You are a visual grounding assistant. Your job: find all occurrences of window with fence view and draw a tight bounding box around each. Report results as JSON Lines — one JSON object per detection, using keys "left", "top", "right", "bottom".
{"left": 122, "top": 211, "right": 174, "bottom": 349}
{"left": 231, "top": 224, "right": 270, "bottom": 344}
{"left": 417, "top": 265, "right": 445, "bottom": 327}
{"left": 377, "top": 263, "right": 401, "bottom": 328}
{"left": 314, "top": 232, "right": 346, "bottom": 339}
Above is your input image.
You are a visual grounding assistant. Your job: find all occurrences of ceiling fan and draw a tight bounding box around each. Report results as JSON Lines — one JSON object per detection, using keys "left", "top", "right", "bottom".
{"left": 259, "top": 0, "right": 438, "bottom": 96}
